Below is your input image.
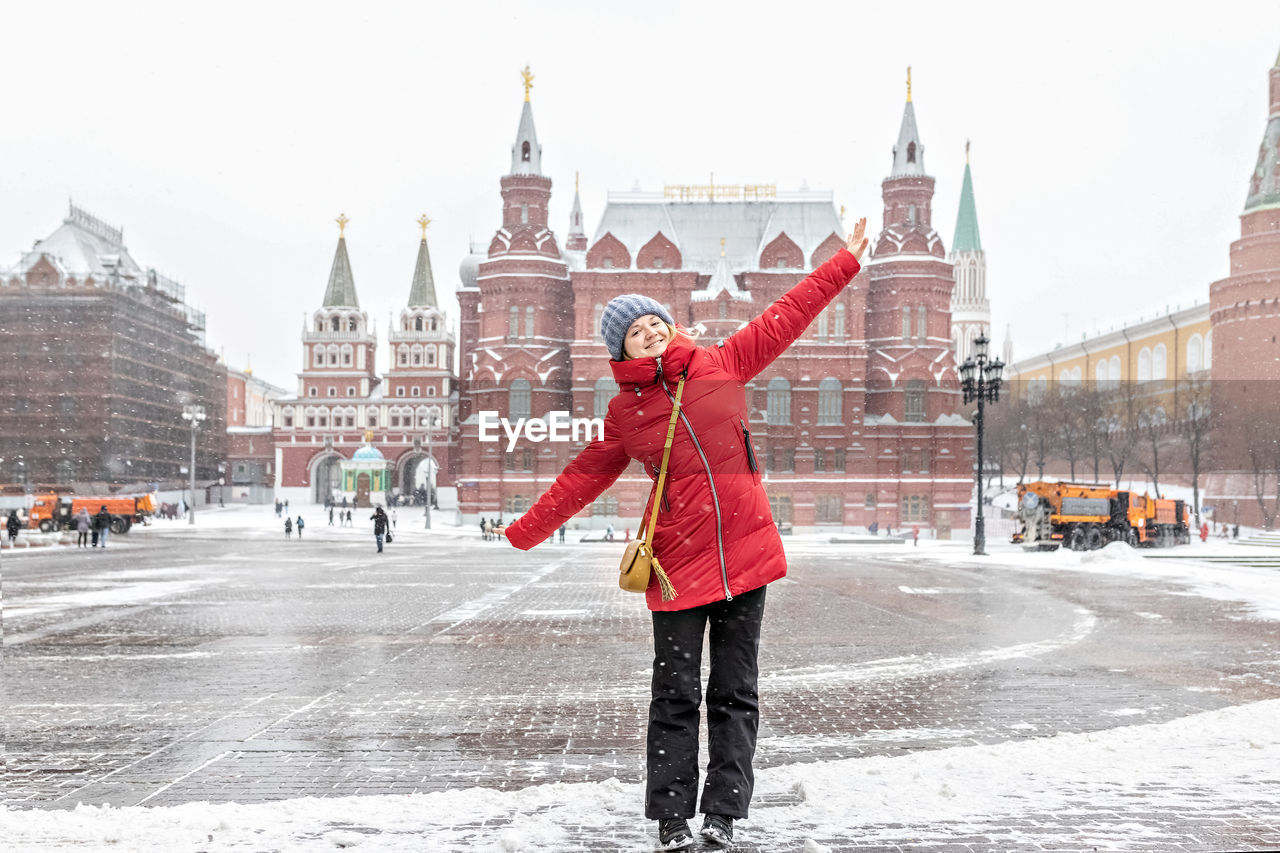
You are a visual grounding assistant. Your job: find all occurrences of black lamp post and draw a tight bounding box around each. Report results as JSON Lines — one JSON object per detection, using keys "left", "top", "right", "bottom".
{"left": 960, "top": 334, "right": 1004, "bottom": 556}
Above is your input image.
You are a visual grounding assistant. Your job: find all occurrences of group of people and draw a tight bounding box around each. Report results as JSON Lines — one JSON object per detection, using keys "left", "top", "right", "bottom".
{"left": 478, "top": 517, "right": 505, "bottom": 541}
{"left": 283, "top": 515, "right": 305, "bottom": 538}
{"left": 6, "top": 506, "right": 115, "bottom": 548}
{"left": 328, "top": 507, "right": 356, "bottom": 527}
{"left": 273, "top": 499, "right": 291, "bottom": 518}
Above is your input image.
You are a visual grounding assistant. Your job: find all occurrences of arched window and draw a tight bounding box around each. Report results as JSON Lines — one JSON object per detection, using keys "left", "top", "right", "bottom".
{"left": 594, "top": 377, "right": 618, "bottom": 418}
{"left": 426, "top": 347, "right": 436, "bottom": 366}
{"left": 833, "top": 303, "right": 845, "bottom": 341}
{"left": 521, "top": 141, "right": 531, "bottom": 162}
{"left": 904, "top": 379, "right": 926, "bottom": 422}
{"left": 907, "top": 141, "right": 916, "bottom": 163}
{"left": 1187, "top": 334, "right": 1204, "bottom": 373}
{"left": 327, "top": 344, "right": 339, "bottom": 365}
{"left": 1109, "top": 355, "right": 1122, "bottom": 384}
{"left": 816, "top": 308, "right": 828, "bottom": 342}
{"left": 520, "top": 203, "right": 529, "bottom": 224}
{"left": 316, "top": 318, "right": 324, "bottom": 332}
{"left": 348, "top": 318, "right": 357, "bottom": 331}
{"left": 509, "top": 379, "right": 532, "bottom": 420}
{"left": 313, "top": 347, "right": 324, "bottom": 367}
{"left": 341, "top": 345, "right": 352, "bottom": 366}
{"left": 907, "top": 204, "right": 917, "bottom": 225}
{"left": 916, "top": 306, "right": 927, "bottom": 342}
{"left": 767, "top": 377, "right": 791, "bottom": 425}
{"left": 412, "top": 345, "right": 422, "bottom": 366}
{"left": 1059, "top": 369, "right": 1071, "bottom": 383}
{"left": 1153, "top": 343, "right": 1167, "bottom": 380}
{"left": 1096, "top": 360, "right": 1108, "bottom": 386}
{"left": 509, "top": 306, "right": 519, "bottom": 339}
{"left": 398, "top": 346, "right": 408, "bottom": 366}
{"left": 1071, "top": 366, "right": 1082, "bottom": 384}
{"left": 1138, "top": 347, "right": 1152, "bottom": 382}
{"left": 902, "top": 306, "right": 911, "bottom": 342}
{"left": 1204, "top": 330, "right": 1213, "bottom": 369}
{"left": 817, "top": 378, "right": 842, "bottom": 425}
{"left": 331, "top": 316, "right": 340, "bottom": 331}
{"left": 415, "top": 316, "right": 424, "bottom": 331}
{"left": 430, "top": 317, "right": 438, "bottom": 332}
{"left": 593, "top": 303, "right": 604, "bottom": 341}
{"left": 525, "top": 306, "right": 535, "bottom": 339}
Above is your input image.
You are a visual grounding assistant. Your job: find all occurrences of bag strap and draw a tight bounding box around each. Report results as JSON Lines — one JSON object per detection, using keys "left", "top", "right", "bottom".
{"left": 645, "top": 373, "right": 686, "bottom": 547}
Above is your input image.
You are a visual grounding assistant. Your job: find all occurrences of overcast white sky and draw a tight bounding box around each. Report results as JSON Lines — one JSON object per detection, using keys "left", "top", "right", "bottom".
{"left": 3, "top": 1, "right": 1278, "bottom": 388}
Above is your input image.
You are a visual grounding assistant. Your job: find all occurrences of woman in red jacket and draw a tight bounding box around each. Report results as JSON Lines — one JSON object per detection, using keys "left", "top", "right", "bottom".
{"left": 505, "top": 218, "right": 869, "bottom": 849}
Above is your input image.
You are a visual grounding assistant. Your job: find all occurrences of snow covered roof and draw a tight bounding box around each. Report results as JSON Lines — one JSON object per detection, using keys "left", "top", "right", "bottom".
{"left": 6, "top": 203, "right": 144, "bottom": 280}
{"left": 591, "top": 191, "right": 841, "bottom": 272}
{"left": 691, "top": 247, "right": 752, "bottom": 303}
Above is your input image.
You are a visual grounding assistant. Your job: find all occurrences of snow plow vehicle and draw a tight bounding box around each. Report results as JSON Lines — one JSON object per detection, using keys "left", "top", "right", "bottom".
{"left": 28, "top": 492, "right": 157, "bottom": 534}
{"left": 1012, "top": 481, "right": 1190, "bottom": 551}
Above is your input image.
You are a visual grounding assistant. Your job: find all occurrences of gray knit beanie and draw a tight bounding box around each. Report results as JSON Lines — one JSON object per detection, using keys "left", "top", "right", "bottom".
{"left": 600, "top": 294, "right": 674, "bottom": 360}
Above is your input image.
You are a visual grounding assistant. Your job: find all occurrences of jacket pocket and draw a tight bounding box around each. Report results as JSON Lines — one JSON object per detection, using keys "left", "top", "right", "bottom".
{"left": 741, "top": 419, "right": 759, "bottom": 474}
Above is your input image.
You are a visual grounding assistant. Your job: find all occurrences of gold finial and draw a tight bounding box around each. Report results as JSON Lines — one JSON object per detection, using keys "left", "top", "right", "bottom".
{"left": 417, "top": 214, "right": 431, "bottom": 240}
{"left": 840, "top": 204, "right": 847, "bottom": 223}
{"left": 720, "top": 237, "right": 726, "bottom": 257}
{"left": 364, "top": 429, "right": 374, "bottom": 443}
{"left": 906, "top": 66, "right": 912, "bottom": 102}
{"left": 965, "top": 139, "right": 971, "bottom": 163}
{"left": 521, "top": 65, "right": 534, "bottom": 101}
{"left": 575, "top": 171, "right": 579, "bottom": 194}
{"left": 336, "top": 213, "right": 349, "bottom": 238}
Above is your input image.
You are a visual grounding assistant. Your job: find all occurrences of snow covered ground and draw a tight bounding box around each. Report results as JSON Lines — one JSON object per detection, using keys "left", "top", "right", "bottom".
{"left": 1, "top": 696, "right": 1276, "bottom": 851}
{"left": 5, "top": 506, "right": 1279, "bottom": 850}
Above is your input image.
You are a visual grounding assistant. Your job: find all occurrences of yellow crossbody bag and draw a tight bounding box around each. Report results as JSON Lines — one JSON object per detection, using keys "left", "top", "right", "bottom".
{"left": 618, "top": 373, "right": 685, "bottom": 601}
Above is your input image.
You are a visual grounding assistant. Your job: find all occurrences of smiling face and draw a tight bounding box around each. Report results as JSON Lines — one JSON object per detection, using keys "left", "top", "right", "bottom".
{"left": 623, "top": 314, "right": 672, "bottom": 360}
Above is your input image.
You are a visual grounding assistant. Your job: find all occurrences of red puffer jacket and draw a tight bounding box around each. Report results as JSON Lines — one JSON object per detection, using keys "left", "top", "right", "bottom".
{"left": 505, "top": 248, "right": 862, "bottom": 610}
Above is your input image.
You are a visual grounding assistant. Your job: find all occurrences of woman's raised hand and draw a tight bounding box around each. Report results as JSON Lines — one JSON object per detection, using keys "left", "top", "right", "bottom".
{"left": 846, "top": 216, "right": 869, "bottom": 261}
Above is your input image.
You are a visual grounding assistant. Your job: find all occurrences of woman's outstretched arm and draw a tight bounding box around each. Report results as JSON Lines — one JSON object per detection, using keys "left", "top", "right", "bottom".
{"left": 504, "top": 411, "right": 631, "bottom": 550}
{"left": 715, "top": 217, "right": 869, "bottom": 382}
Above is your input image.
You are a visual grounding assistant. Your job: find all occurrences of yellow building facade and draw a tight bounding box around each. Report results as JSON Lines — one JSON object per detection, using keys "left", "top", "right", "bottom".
{"left": 1007, "top": 303, "right": 1211, "bottom": 393}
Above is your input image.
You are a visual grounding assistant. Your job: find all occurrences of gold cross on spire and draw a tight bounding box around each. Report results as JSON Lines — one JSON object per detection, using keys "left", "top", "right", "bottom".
{"left": 336, "top": 213, "right": 349, "bottom": 237}
{"left": 417, "top": 214, "right": 432, "bottom": 240}
{"left": 521, "top": 65, "right": 534, "bottom": 101}
{"left": 720, "top": 237, "right": 726, "bottom": 257}
{"left": 906, "top": 66, "right": 912, "bottom": 102}
{"left": 966, "top": 139, "right": 971, "bottom": 163}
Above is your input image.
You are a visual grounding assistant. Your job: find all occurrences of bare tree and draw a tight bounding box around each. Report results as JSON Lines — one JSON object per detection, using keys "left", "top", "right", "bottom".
{"left": 1136, "top": 403, "right": 1169, "bottom": 497}
{"left": 1174, "top": 378, "right": 1213, "bottom": 526}
{"left": 1099, "top": 381, "right": 1142, "bottom": 488}
{"left": 1054, "top": 386, "right": 1088, "bottom": 482}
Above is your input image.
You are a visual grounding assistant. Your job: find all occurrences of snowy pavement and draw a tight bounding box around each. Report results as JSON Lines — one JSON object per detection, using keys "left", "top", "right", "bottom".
{"left": 2, "top": 505, "right": 1279, "bottom": 851}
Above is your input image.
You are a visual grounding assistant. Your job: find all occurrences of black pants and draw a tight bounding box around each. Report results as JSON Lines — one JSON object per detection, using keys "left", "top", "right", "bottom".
{"left": 646, "top": 584, "right": 766, "bottom": 820}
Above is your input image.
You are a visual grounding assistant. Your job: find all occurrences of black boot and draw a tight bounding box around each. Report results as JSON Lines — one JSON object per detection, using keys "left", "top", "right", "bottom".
{"left": 656, "top": 817, "right": 694, "bottom": 850}
{"left": 700, "top": 813, "right": 734, "bottom": 847}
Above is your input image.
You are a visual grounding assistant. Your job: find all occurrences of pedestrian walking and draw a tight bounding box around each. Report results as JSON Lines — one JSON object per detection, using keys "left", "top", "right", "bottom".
{"left": 284, "top": 517, "right": 292, "bottom": 538}
{"left": 480, "top": 519, "right": 488, "bottom": 541}
{"left": 1200, "top": 521, "right": 1209, "bottom": 542}
{"left": 284, "top": 499, "right": 289, "bottom": 514}
{"left": 95, "top": 505, "right": 112, "bottom": 548}
{"left": 912, "top": 525, "right": 920, "bottom": 546}
{"left": 296, "top": 515, "right": 305, "bottom": 538}
{"left": 483, "top": 518, "right": 492, "bottom": 541}
{"left": 503, "top": 219, "right": 869, "bottom": 849}
{"left": 329, "top": 508, "right": 335, "bottom": 526}
{"left": 6, "top": 509, "right": 20, "bottom": 545}
{"left": 371, "top": 506, "right": 389, "bottom": 553}
{"left": 345, "top": 509, "right": 352, "bottom": 527}
{"left": 1233, "top": 524, "right": 1240, "bottom": 539}
{"left": 75, "top": 507, "right": 91, "bottom": 548}
{"left": 391, "top": 509, "right": 397, "bottom": 529}
{"left": 558, "top": 523, "right": 566, "bottom": 544}
{"left": 605, "top": 523, "right": 615, "bottom": 542}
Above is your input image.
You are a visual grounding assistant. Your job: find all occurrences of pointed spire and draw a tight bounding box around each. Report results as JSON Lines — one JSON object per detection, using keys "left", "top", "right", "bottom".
{"left": 408, "top": 215, "right": 438, "bottom": 308}
{"left": 953, "top": 145, "right": 982, "bottom": 252}
{"left": 510, "top": 66, "right": 543, "bottom": 175}
{"left": 322, "top": 214, "right": 359, "bottom": 308}
{"left": 567, "top": 171, "right": 587, "bottom": 252}
{"left": 890, "top": 71, "right": 926, "bottom": 178}
{"left": 693, "top": 238, "right": 751, "bottom": 303}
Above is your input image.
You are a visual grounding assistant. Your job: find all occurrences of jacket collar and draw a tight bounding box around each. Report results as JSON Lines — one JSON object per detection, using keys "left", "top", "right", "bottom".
{"left": 610, "top": 331, "right": 695, "bottom": 390}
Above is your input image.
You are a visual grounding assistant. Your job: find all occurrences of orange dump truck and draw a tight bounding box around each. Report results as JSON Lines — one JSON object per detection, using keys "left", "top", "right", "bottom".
{"left": 28, "top": 492, "right": 156, "bottom": 534}
{"left": 1013, "top": 481, "right": 1190, "bottom": 551}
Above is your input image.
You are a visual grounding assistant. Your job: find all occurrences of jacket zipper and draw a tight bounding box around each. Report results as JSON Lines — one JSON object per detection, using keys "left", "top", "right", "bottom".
{"left": 740, "top": 419, "right": 759, "bottom": 473}
{"left": 657, "top": 358, "right": 732, "bottom": 601}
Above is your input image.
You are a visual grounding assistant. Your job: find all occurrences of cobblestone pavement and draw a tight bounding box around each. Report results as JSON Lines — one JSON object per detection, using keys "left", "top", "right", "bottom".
{"left": 3, "top": 510, "right": 1280, "bottom": 850}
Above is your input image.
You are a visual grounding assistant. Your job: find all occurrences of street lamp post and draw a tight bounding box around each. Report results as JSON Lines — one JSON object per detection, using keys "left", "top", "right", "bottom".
{"left": 960, "top": 334, "right": 1004, "bottom": 556}
{"left": 423, "top": 411, "right": 439, "bottom": 530}
{"left": 181, "top": 405, "right": 206, "bottom": 526}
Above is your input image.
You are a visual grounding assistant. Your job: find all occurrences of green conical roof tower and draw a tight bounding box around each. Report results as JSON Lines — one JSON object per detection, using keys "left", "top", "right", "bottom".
{"left": 952, "top": 144, "right": 982, "bottom": 253}
{"left": 322, "top": 214, "right": 360, "bottom": 308}
{"left": 408, "top": 215, "right": 438, "bottom": 308}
